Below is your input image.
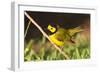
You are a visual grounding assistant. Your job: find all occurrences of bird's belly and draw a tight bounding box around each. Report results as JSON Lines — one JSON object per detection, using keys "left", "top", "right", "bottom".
{"left": 49, "top": 35, "right": 64, "bottom": 47}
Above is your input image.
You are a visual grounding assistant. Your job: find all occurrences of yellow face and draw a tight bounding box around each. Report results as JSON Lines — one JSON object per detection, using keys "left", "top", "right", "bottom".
{"left": 47, "top": 24, "right": 56, "bottom": 33}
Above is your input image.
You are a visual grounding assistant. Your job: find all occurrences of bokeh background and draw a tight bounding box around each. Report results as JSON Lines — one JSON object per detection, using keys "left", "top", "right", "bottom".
{"left": 24, "top": 11, "right": 90, "bottom": 61}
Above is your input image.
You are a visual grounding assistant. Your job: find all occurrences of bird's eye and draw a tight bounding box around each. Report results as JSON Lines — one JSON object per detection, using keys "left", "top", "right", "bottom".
{"left": 51, "top": 27, "right": 53, "bottom": 30}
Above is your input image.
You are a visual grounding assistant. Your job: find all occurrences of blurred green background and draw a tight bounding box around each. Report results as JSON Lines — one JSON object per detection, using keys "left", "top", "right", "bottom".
{"left": 24, "top": 11, "right": 90, "bottom": 61}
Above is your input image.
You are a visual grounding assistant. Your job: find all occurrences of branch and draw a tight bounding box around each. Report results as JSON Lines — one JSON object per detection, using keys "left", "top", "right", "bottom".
{"left": 24, "top": 20, "right": 31, "bottom": 38}
{"left": 24, "top": 12, "right": 69, "bottom": 59}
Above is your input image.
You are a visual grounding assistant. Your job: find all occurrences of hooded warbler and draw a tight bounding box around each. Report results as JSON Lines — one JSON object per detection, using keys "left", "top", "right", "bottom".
{"left": 47, "top": 23, "right": 83, "bottom": 47}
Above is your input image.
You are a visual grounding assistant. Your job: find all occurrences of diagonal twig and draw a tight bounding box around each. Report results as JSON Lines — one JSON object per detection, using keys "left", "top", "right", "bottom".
{"left": 24, "top": 12, "right": 70, "bottom": 59}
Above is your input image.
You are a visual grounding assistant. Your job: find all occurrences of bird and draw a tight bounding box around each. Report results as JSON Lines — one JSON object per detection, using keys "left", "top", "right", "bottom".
{"left": 47, "top": 23, "right": 83, "bottom": 47}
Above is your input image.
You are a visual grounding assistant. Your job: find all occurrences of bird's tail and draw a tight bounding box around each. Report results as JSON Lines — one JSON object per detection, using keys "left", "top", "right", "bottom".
{"left": 68, "top": 26, "right": 83, "bottom": 36}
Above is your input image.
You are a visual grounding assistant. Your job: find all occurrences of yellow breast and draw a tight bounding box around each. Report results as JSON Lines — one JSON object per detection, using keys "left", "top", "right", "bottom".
{"left": 49, "top": 34, "right": 64, "bottom": 47}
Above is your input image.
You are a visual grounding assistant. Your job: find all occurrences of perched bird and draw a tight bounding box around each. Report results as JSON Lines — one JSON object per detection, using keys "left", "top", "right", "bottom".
{"left": 47, "top": 23, "right": 83, "bottom": 47}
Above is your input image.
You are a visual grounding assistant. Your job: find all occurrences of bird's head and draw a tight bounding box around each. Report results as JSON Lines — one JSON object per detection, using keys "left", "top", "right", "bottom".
{"left": 47, "top": 23, "right": 57, "bottom": 34}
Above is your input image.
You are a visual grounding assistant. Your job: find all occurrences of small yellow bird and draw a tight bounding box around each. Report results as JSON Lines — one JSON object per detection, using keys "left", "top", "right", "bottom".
{"left": 47, "top": 24, "right": 83, "bottom": 47}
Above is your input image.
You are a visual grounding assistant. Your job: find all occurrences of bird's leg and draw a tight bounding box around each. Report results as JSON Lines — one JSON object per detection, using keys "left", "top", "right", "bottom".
{"left": 60, "top": 46, "right": 64, "bottom": 51}
{"left": 70, "top": 37, "right": 76, "bottom": 44}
